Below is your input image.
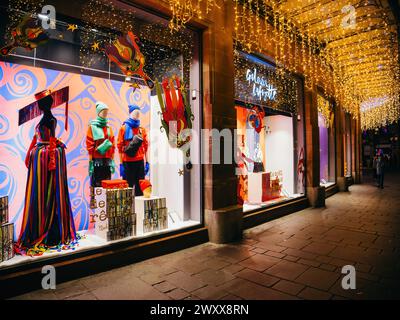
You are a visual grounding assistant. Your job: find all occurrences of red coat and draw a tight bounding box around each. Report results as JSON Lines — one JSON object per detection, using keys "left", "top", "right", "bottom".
{"left": 117, "top": 125, "right": 148, "bottom": 162}
{"left": 86, "top": 125, "right": 115, "bottom": 159}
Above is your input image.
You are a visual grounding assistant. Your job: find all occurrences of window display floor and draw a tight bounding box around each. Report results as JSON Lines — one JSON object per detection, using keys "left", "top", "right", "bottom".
{"left": 320, "top": 181, "right": 336, "bottom": 188}
{"left": 0, "top": 218, "right": 200, "bottom": 269}
{"left": 243, "top": 194, "right": 304, "bottom": 213}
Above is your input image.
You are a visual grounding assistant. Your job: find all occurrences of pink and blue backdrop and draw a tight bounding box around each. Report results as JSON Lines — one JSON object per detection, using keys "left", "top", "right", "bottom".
{"left": 0, "top": 61, "right": 150, "bottom": 238}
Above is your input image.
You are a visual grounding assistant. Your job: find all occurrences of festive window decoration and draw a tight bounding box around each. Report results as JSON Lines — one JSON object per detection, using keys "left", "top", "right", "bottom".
{"left": 167, "top": 0, "right": 219, "bottom": 31}
{"left": 18, "top": 86, "right": 70, "bottom": 130}
{"left": 0, "top": 15, "right": 49, "bottom": 56}
{"left": 229, "top": 0, "right": 399, "bottom": 130}
{"left": 104, "top": 31, "right": 154, "bottom": 89}
{"left": 317, "top": 94, "right": 334, "bottom": 128}
{"left": 155, "top": 75, "right": 194, "bottom": 170}
{"left": 247, "top": 106, "right": 265, "bottom": 134}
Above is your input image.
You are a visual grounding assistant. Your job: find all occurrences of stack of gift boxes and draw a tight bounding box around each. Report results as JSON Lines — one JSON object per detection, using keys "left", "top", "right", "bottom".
{"left": 91, "top": 187, "right": 136, "bottom": 241}
{"left": 135, "top": 197, "right": 168, "bottom": 236}
{"left": 0, "top": 196, "right": 14, "bottom": 262}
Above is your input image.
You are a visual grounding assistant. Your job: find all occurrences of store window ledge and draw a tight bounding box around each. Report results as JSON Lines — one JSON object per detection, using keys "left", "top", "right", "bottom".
{"left": 243, "top": 197, "right": 309, "bottom": 230}
{"left": 325, "top": 184, "right": 339, "bottom": 198}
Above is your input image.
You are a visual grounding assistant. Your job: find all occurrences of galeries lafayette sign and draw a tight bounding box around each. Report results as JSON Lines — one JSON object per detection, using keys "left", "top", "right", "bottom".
{"left": 245, "top": 68, "right": 277, "bottom": 102}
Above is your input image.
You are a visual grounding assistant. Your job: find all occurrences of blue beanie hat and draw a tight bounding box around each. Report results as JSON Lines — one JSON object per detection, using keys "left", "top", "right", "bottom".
{"left": 129, "top": 105, "right": 140, "bottom": 114}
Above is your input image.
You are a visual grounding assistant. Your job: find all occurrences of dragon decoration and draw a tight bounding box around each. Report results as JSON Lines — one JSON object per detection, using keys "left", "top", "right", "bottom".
{"left": 247, "top": 105, "right": 265, "bottom": 133}
{"left": 104, "top": 31, "right": 154, "bottom": 91}
{"left": 0, "top": 15, "right": 49, "bottom": 56}
{"left": 155, "top": 75, "right": 194, "bottom": 171}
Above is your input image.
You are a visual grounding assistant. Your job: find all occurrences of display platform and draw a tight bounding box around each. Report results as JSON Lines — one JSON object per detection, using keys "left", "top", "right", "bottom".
{"left": 0, "top": 218, "right": 199, "bottom": 269}
{"left": 243, "top": 193, "right": 304, "bottom": 212}
{"left": 320, "top": 181, "right": 336, "bottom": 188}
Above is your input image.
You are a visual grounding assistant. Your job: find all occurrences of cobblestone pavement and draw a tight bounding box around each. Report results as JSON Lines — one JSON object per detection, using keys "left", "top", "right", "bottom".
{"left": 12, "top": 172, "right": 400, "bottom": 300}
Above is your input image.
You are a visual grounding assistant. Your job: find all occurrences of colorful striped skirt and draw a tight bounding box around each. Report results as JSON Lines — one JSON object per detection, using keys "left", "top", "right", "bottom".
{"left": 15, "top": 140, "right": 77, "bottom": 256}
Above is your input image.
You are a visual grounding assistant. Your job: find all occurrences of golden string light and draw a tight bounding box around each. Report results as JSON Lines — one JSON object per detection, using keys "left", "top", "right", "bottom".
{"left": 167, "top": 0, "right": 220, "bottom": 31}
{"left": 177, "top": 0, "right": 398, "bottom": 130}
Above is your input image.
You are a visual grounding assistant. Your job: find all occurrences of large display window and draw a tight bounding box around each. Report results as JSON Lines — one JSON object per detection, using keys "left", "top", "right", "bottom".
{"left": 317, "top": 94, "right": 336, "bottom": 187}
{"left": 234, "top": 51, "right": 305, "bottom": 213}
{"left": 0, "top": 3, "right": 201, "bottom": 267}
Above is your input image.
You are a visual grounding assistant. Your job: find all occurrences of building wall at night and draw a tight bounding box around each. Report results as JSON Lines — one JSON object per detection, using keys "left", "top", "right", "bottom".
{"left": 0, "top": 0, "right": 361, "bottom": 289}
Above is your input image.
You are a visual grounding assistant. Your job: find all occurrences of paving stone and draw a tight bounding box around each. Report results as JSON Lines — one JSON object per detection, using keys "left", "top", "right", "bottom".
{"left": 295, "top": 267, "right": 340, "bottom": 291}
{"left": 54, "top": 282, "right": 89, "bottom": 300}
{"left": 91, "top": 277, "right": 170, "bottom": 300}
{"left": 201, "top": 258, "right": 231, "bottom": 270}
{"left": 254, "top": 242, "right": 287, "bottom": 253}
{"left": 219, "top": 278, "right": 298, "bottom": 300}
{"left": 65, "top": 292, "right": 98, "bottom": 300}
{"left": 264, "top": 260, "right": 309, "bottom": 281}
{"left": 315, "top": 255, "right": 333, "bottom": 264}
{"left": 213, "top": 246, "right": 256, "bottom": 263}
{"left": 272, "top": 280, "right": 305, "bottom": 296}
{"left": 319, "top": 264, "right": 337, "bottom": 272}
{"left": 139, "top": 272, "right": 166, "bottom": 285}
{"left": 329, "top": 257, "right": 355, "bottom": 268}
{"left": 298, "top": 287, "right": 333, "bottom": 300}
{"left": 264, "top": 250, "right": 286, "bottom": 259}
{"left": 282, "top": 248, "right": 318, "bottom": 260}
{"left": 277, "top": 237, "right": 312, "bottom": 250}
{"left": 252, "top": 247, "right": 267, "bottom": 254}
{"left": 219, "top": 294, "right": 243, "bottom": 300}
{"left": 194, "top": 269, "right": 236, "bottom": 286}
{"left": 303, "top": 242, "right": 336, "bottom": 255}
{"left": 236, "top": 268, "right": 280, "bottom": 287}
{"left": 167, "top": 288, "right": 191, "bottom": 300}
{"left": 284, "top": 255, "right": 300, "bottom": 262}
{"left": 192, "top": 285, "right": 228, "bottom": 300}
{"left": 153, "top": 281, "right": 177, "bottom": 293}
{"left": 222, "top": 264, "right": 246, "bottom": 275}
{"left": 298, "top": 258, "right": 321, "bottom": 267}
{"left": 165, "top": 271, "right": 207, "bottom": 293}
{"left": 355, "top": 263, "right": 372, "bottom": 273}
{"left": 239, "top": 254, "right": 281, "bottom": 272}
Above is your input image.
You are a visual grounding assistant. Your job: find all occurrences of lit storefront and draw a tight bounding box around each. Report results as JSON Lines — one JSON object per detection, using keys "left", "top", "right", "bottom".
{"left": 234, "top": 51, "right": 306, "bottom": 213}
{"left": 0, "top": 1, "right": 202, "bottom": 269}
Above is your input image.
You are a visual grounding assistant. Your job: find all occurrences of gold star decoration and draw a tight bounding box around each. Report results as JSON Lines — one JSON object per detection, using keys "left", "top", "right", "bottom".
{"left": 130, "top": 82, "right": 140, "bottom": 92}
{"left": 178, "top": 169, "right": 184, "bottom": 176}
{"left": 67, "top": 24, "right": 78, "bottom": 32}
{"left": 91, "top": 42, "right": 100, "bottom": 51}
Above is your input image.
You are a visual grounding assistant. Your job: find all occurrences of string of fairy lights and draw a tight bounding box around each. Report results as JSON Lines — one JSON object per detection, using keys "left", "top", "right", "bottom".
{"left": 166, "top": 0, "right": 399, "bottom": 130}
{"left": 3, "top": 0, "right": 399, "bottom": 130}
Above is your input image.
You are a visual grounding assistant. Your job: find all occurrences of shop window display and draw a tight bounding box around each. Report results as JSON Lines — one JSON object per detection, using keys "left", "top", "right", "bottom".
{"left": 0, "top": 3, "right": 201, "bottom": 267}
{"left": 234, "top": 50, "right": 305, "bottom": 213}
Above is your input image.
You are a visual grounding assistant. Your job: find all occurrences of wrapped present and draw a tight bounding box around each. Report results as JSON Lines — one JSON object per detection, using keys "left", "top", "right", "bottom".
{"left": 0, "top": 196, "right": 9, "bottom": 225}
{"left": 248, "top": 172, "right": 282, "bottom": 203}
{"left": 101, "top": 179, "right": 129, "bottom": 189}
{"left": 1, "top": 223, "right": 14, "bottom": 262}
{"left": 135, "top": 196, "right": 168, "bottom": 236}
{"left": 92, "top": 187, "right": 136, "bottom": 241}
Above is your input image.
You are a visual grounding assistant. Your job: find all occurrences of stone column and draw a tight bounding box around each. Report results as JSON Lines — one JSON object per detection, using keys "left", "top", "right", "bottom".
{"left": 203, "top": 3, "right": 243, "bottom": 243}
{"left": 353, "top": 115, "right": 362, "bottom": 184}
{"left": 305, "top": 86, "right": 325, "bottom": 207}
{"left": 336, "top": 104, "right": 348, "bottom": 192}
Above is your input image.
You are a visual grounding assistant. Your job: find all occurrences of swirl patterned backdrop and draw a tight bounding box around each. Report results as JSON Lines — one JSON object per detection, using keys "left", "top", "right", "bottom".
{"left": 0, "top": 62, "right": 150, "bottom": 238}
